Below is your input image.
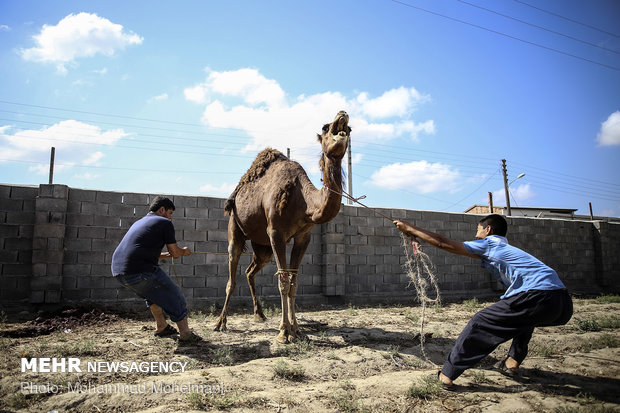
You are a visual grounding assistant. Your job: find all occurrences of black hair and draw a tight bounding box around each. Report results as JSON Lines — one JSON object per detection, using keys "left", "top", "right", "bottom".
{"left": 479, "top": 214, "right": 508, "bottom": 236}
{"left": 149, "top": 196, "right": 175, "bottom": 212}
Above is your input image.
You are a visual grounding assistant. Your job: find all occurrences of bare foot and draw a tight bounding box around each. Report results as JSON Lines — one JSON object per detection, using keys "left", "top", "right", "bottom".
{"left": 505, "top": 356, "right": 520, "bottom": 372}
{"left": 439, "top": 372, "right": 453, "bottom": 386}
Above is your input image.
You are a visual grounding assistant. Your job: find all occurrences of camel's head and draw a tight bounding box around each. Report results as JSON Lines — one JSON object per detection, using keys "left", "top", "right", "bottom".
{"left": 317, "top": 111, "right": 350, "bottom": 159}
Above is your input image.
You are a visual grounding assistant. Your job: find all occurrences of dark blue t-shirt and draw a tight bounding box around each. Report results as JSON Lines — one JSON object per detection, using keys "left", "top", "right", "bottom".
{"left": 111, "top": 212, "right": 177, "bottom": 276}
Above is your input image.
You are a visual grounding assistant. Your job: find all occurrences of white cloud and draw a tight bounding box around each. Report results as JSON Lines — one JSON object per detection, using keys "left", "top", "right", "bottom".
{"left": 355, "top": 86, "right": 429, "bottom": 119}
{"left": 29, "top": 162, "right": 72, "bottom": 175}
{"left": 597, "top": 111, "right": 620, "bottom": 146}
{"left": 72, "top": 79, "right": 94, "bottom": 87}
{"left": 83, "top": 151, "right": 104, "bottom": 165}
{"left": 0, "top": 25, "right": 11, "bottom": 31}
{"left": 199, "top": 182, "right": 236, "bottom": 196}
{"left": 492, "top": 183, "right": 536, "bottom": 206}
{"left": 74, "top": 172, "right": 100, "bottom": 180}
{"left": 184, "top": 68, "right": 435, "bottom": 173}
{"left": 369, "top": 161, "right": 461, "bottom": 193}
{"left": 0, "top": 121, "right": 128, "bottom": 174}
{"left": 20, "top": 12, "right": 142, "bottom": 72}
{"left": 92, "top": 67, "right": 108, "bottom": 75}
{"left": 184, "top": 84, "right": 210, "bottom": 104}
{"left": 148, "top": 92, "right": 169, "bottom": 103}
{"left": 186, "top": 68, "right": 286, "bottom": 108}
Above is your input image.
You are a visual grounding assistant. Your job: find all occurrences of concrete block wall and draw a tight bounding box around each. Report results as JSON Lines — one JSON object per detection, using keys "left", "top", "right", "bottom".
{"left": 1, "top": 183, "right": 618, "bottom": 313}
{"left": 0, "top": 185, "right": 37, "bottom": 304}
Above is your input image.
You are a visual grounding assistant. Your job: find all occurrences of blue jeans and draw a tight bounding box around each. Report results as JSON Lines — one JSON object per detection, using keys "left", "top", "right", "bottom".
{"left": 115, "top": 267, "right": 188, "bottom": 322}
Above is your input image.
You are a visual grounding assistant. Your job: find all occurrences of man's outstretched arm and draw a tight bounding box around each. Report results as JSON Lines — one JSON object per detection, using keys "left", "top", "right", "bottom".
{"left": 161, "top": 243, "right": 191, "bottom": 260}
{"left": 394, "top": 220, "right": 479, "bottom": 259}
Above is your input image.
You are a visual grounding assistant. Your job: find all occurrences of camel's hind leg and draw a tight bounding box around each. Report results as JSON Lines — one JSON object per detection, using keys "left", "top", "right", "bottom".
{"left": 214, "top": 215, "right": 245, "bottom": 332}
{"left": 287, "top": 231, "right": 312, "bottom": 341}
{"left": 246, "top": 242, "right": 273, "bottom": 322}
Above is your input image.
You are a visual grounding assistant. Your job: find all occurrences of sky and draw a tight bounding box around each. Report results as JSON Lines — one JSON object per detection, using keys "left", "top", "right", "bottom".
{"left": 1, "top": 0, "right": 619, "bottom": 218}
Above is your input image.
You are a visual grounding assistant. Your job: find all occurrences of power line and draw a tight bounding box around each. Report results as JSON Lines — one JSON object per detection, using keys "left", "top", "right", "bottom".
{"left": 528, "top": 181, "right": 620, "bottom": 202}
{"left": 512, "top": 160, "right": 620, "bottom": 191}
{"left": 389, "top": 0, "right": 620, "bottom": 71}
{"left": 458, "top": 0, "right": 619, "bottom": 55}
{"left": 4, "top": 115, "right": 617, "bottom": 198}
{"left": 3, "top": 101, "right": 618, "bottom": 204}
{"left": 443, "top": 168, "right": 501, "bottom": 209}
{"left": 0, "top": 99, "right": 307, "bottom": 138}
{"left": 513, "top": 0, "right": 620, "bottom": 39}
{"left": 0, "top": 158, "right": 243, "bottom": 175}
{"left": 0, "top": 109, "right": 252, "bottom": 142}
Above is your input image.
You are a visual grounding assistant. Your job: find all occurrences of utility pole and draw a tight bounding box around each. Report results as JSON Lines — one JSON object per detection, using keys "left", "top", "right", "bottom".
{"left": 501, "top": 159, "right": 511, "bottom": 216}
{"left": 488, "top": 192, "right": 494, "bottom": 214}
{"left": 286, "top": 148, "right": 290, "bottom": 158}
{"left": 346, "top": 139, "right": 352, "bottom": 205}
{"left": 49, "top": 147, "right": 56, "bottom": 185}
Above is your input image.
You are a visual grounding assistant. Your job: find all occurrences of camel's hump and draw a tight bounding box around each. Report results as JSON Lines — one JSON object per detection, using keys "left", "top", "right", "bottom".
{"left": 225, "top": 148, "right": 294, "bottom": 215}
{"left": 240, "top": 148, "right": 289, "bottom": 184}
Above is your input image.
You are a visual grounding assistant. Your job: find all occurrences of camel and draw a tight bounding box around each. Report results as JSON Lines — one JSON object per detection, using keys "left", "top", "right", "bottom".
{"left": 213, "top": 111, "right": 351, "bottom": 343}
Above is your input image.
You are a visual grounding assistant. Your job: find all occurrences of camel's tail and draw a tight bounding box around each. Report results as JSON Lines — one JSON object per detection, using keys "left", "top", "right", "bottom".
{"left": 224, "top": 189, "right": 237, "bottom": 216}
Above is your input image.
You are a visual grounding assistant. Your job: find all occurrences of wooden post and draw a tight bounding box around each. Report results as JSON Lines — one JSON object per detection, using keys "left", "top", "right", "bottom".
{"left": 48, "top": 147, "right": 55, "bottom": 184}
{"left": 346, "top": 139, "right": 352, "bottom": 205}
{"left": 589, "top": 202, "right": 594, "bottom": 220}
{"left": 488, "top": 192, "right": 494, "bottom": 213}
{"left": 502, "top": 159, "right": 511, "bottom": 216}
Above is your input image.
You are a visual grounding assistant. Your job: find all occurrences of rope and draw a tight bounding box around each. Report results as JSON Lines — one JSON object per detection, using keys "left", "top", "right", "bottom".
{"left": 324, "top": 186, "right": 394, "bottom": 222}
{"left": 170, "top": 257, "right": 181, "bottom": 287}
{"left": 170, "top": 187, "right": 442, "bottom": 365}
{"left": 401, "top": 232, "right": 441, "bottom": 365}
{"left": 325, "top": 185, "right": 443, "bottom": 363}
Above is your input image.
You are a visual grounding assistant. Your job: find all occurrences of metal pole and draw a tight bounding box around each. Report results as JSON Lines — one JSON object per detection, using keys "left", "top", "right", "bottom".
{"left": 488, "top": 192, "right": 494, "bottom": 214}
{"left": 49, "top": 147, "right": 56, "bottom": 185}
{"left": 502, "top": 159, "right": 511, "bottom": 216}
{"left": 346, "top": 139, "right": 352, "bottom": 205}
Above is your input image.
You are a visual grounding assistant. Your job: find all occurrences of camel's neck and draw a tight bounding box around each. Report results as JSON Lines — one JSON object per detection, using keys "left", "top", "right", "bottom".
{"left": 310, "top": 153, "right": 343, "bottom": 224}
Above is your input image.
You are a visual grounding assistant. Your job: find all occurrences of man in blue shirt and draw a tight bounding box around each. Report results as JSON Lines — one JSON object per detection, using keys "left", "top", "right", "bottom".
{"left": 112, "top": 196, "right": 202, "bottom": 343}
{"left": 394, "top": 214, "right": 572, "bottom": 388}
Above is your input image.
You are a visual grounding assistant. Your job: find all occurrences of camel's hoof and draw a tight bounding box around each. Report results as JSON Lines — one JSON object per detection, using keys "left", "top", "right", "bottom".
{"left": 254, "top": 313, "right": 267, "bottom": 322}
{"left": 290, "top": 331, "right": 305, "bottom": 342}
{"left": 276, "top": 331, "right": 289, "bottom": 344}
{"left": 213, "top": 321, "right": 227, "bottom": 332}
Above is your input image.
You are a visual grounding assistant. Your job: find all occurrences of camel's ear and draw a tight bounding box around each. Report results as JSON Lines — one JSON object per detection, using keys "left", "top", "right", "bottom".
{"left": 317, "top": 133, "right": 322, "bottom": 143}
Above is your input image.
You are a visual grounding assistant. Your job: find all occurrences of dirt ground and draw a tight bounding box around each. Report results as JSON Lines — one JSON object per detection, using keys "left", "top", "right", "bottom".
{"left": 0, "top": 295, "right": 618, "bottom": 413}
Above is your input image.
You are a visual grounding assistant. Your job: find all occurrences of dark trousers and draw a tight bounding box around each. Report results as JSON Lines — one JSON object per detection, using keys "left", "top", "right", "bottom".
{"left": 441, "top": 288, "right": 573, "bottom": 380}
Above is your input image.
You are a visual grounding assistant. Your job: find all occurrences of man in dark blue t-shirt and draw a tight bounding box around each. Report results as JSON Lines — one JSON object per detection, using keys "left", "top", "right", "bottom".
{"left": 394, "top": 214, "right": 572, "bottom": 388}
{"left": 112, "top": 196, "right": 201, "bottom": 342}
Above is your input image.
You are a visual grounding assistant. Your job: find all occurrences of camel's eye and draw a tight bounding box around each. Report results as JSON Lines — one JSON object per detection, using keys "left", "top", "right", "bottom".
{"left": 322, "top": 124, "right": 329, "bottom": 133}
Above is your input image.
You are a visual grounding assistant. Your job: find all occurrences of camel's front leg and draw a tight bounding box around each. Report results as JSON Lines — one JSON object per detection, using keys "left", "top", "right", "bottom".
{"left": 267, "top": 227, "right": 292, "bottom": 343}
{"left": 287, "top": 232, "right": 311, "bottom": 340}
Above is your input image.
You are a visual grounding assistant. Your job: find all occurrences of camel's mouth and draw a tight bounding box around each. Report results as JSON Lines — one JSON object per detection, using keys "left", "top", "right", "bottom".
{"left": 330, "top": 111, "right": 350, "bottom": 140}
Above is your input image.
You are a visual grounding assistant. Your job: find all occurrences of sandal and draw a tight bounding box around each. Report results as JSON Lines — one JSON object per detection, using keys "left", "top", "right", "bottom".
{"left": 178, "top": 332, "right": 203, "bottom": 343}
{"left": 154, "top": 324, "right": 178, "bottom": 337}
{"left": 495, "top": 356, "right": 520, "bottom": 377}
